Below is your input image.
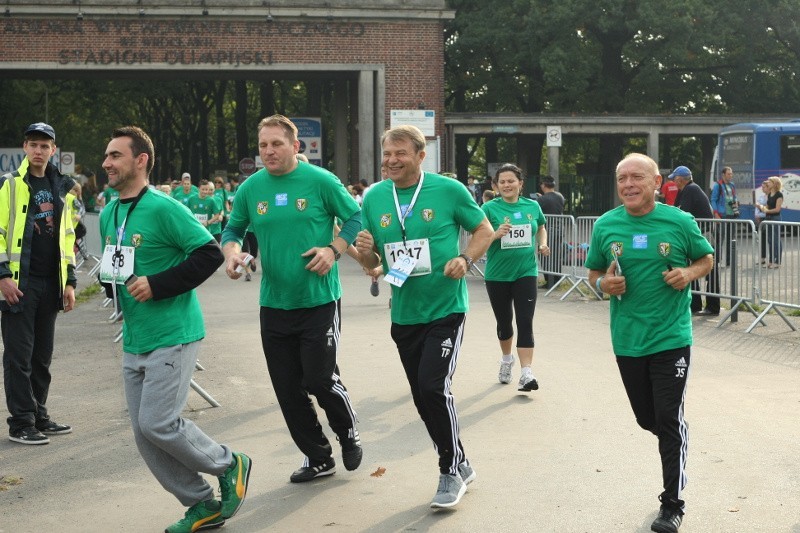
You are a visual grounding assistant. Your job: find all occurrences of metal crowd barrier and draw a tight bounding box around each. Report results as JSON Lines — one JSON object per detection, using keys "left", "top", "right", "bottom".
{"left": 560, "top": 216, "right": 601, "bottom": 301}
{"left": 544, "top": 214, "right": 798, "bottom": 335}
{"left": 693, "top": 218, "right": 761, "bottom": 328}
{"left": 748, "top": 221, "right": 800, "bottom": 333}
{"left": 538, "top": 214, "right": 575, "bottom": 296}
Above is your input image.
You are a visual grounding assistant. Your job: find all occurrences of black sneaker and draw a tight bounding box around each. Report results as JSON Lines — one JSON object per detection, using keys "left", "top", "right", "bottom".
{"left": 651, "top": 504, "right": 683, "bottom": 533}
{"left": 338, "top": 430, "right": 363, "bottom": 471}
{"left": 9, "top": 426, "right": 50, "bottom": 445}
{"left": 369, "top": 280, "right": 379, "bottom": 297}
{"left": 35, "top": 419, "right": 72, "bottom": 435}
{"left": 249, "top": 260, "right": 257, "bottom": 273}
{"left": 289, "top": 458, "right": 336, "bottom": 483}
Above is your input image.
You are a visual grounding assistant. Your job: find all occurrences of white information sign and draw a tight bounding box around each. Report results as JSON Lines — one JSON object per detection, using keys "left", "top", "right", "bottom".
{"left": 546, "top": 126, "right": 562, "bottom": 147}
{"left": 390, "top": 110, "right": 436, "bottom": 137}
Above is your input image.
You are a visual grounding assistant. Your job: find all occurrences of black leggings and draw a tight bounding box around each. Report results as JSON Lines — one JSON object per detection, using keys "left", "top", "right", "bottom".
{"left": 484, "top": 276, "right": 537, "bottom": 348}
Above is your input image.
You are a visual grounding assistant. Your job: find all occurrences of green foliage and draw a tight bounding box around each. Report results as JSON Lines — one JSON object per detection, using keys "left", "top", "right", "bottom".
{"left": 445, "top": 0, "right": 800, "bottom": 188}
{"left": 0, "top": 78, "right": 340, "bottom": 184}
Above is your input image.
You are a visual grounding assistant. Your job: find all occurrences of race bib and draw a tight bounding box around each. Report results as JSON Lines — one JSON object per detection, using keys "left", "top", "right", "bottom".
{"left": 500, "top": 224, "right": 532, "bottom": 249}
{"left": 383, "top": 239, "right": 432, "bottom": 277}
{"left": 99, "top": 245, "right": 135, "bottom": 284}
{"left": 194, "top": 213, "right": 208, "bottom": 224}
{"left": 384, "top": 254, "right": 417, "bottom": 287}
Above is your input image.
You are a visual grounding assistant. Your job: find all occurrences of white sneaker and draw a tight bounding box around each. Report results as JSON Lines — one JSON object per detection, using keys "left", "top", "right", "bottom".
{"left": 518, "top": 373, "right": 539, "bottom": 392}
{"left": 498, "top": 357, "right": 514, "bottom": 384}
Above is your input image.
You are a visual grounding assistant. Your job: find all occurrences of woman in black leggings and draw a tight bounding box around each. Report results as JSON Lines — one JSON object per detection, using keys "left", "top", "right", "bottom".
{"left": 481, "top": 164, "right": 549, "bottom": 391}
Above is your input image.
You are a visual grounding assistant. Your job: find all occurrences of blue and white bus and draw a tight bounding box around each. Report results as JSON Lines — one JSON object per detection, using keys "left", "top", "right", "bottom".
{"left": 716, "top": 121, "right": 800, "bottom": 222}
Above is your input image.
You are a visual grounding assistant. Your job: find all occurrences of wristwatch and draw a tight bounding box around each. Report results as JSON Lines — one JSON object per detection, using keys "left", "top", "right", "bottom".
{"left": 458, "top": 253, "right": 474, "bottom": 270}
{"left": 327, "top": 244, "right": 342, "bottom": 261}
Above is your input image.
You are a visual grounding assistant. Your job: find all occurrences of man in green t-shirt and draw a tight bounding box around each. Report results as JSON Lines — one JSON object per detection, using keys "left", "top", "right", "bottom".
{"left": 202, "top": 182, "right": 224, "bottom": 242}
{"left": 188, "top": 181, "right": 221, "bottom": 239}
{"left": 585, "top": 153, "right": 713, "bottom": 533}
{"left": 221, "top": 115, "right": 363, "bottom": 484}
{"left": 97, "top": 183, "right": 120, "bottom": 210}
{"left": 356, "top": 125, "right": 493, "bottom": 509}
{"left": 99, "top": 126, "right": 251, "bottom": 533}
{"left": 172, "top": 172, "right": 198, "bottom": 207}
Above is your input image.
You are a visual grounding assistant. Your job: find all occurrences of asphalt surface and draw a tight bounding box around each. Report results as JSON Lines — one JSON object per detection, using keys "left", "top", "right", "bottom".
{"left": 1, "top": 258, "right": 799, "bottom": 533}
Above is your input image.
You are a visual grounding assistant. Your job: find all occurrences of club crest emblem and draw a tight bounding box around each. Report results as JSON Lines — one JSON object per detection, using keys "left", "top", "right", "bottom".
{"left": 380, "top": 213, "right": 392, "bottom": 228}
{"left": 256, "top": 201, "right": 268, "bottom": 215}
{"left": 503, "top": 216, "right": 511, "bottom": 224}
{"left": 658, "top": 242, "right": 671, "bottom": 257}
{"left": 422, "top": 209, "right": 434, "bottom": 222}
{"left": 527, "top": 213, "right": 533, "bottom": 221}
{"left": 105, "top": 236, "right": 111, "bottom": 245}
{"left": 296, "top": 199, "right": 307, "bottom": 211}
{"left": 131, "top": 234, "right": 142, "bottom": 248}
{"left": 610, "top": 242, "right": 624, "bottom": 258}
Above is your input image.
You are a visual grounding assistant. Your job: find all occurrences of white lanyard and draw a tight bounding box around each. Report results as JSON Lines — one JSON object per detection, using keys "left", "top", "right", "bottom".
{"left": 392, "top": 171, "right": 425, "bottom": 250}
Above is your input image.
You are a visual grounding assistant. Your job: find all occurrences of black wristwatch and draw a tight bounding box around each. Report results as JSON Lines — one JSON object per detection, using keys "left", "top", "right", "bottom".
{"left": 458, "top": 253, "right": 474, "bottom": 270}
{"left": 327, "top": 244, "right": 341, "bottom": 261}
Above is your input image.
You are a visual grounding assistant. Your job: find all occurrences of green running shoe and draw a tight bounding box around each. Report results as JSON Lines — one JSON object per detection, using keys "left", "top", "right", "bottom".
{"left": 218, "top": 452, "right": 252, "bottom": 519}
{"left": 165, "top": 500, "right": 225, "bottom": 533}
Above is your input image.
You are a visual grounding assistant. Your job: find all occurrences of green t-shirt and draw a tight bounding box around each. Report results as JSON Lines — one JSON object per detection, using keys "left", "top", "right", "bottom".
{"left": 214, "top": 188, "right": 230, "bottom": 216}
{"left": 362, "top": 173, "right": 487, "bottom": 325}
{"left": 99, "top": 189, "right": 213, "bottom": 354}
{"left": 481, "top": 196, "right": 546, "bottom": 281}
{"left": 584, "top": 203, "right": 714, "bottom": 357}
{"left": 188, "top": 195, "right": 218, "bottom": 231}
{"left": 207, "top": 195, "right": 223, "bottom": 235}
{"left": 225, "top": 162, "right": 360, "bottom": 309}
{"left": 103, "top": 187, "right": 119, "bottom": 205}
{"left": 172, "top": 186, "right": 198, "bottom": 207}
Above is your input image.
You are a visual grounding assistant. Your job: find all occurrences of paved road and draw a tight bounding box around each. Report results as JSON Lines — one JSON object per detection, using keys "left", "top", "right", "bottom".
{"left": 1, "top": 259, "right": 799, "bottom": 533}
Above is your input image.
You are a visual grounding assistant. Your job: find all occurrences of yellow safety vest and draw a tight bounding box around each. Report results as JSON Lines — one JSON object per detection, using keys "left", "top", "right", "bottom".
{"left": 0, "top": 158, "right": 76, "bottom": 305}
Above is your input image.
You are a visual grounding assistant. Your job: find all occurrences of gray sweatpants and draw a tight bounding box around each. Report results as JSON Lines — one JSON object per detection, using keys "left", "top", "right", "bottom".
{"left": 123, "top": 341, "right": 232, "bottom": 506}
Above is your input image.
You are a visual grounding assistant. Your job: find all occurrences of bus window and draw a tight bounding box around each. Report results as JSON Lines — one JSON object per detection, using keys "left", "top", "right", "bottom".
{"left": 780, "top": 135, "right": 800, "bottom": 169}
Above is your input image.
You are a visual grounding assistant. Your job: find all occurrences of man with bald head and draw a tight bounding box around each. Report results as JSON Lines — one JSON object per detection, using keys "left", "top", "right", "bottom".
{"left": 586, "top": 153, "right": 713, "bottom": 533}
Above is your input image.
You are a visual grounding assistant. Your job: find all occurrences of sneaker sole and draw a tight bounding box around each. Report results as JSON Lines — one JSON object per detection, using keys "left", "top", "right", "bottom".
{"left": 192, "top": 518, "right": 226, "bottom": 532}
{"left": 518, "top": 382, "right": 539, "bottom": 392}
{"left": 290, "top": 468, "right": 336, "bottom": 483}
{"left": 651, "top": 520, "right": 680, "bottom": 533}
{"left": 9, "top": 435, "right": 50, "bottom": 445}
{"left": 430, "top": 482, "right": 467, "bottom": 509}
{"left": 223, "top": 454, "right": 252, "bottom": 519}
{"left": 39, "top": 428, "right": 73, "bottom": 435}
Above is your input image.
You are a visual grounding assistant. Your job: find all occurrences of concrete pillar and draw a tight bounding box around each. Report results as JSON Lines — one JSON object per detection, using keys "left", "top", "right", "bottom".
{"left": 357, "top": 70, "right": 375, "bottom": 184}
{"left": 547, "top": 146, "right": 560, "bottom": 186}
{"left": 333, "top": 79, "right": 349, "bottom": 183}
{"left": 647, "top": 129, "right": 660, "bottom": 161}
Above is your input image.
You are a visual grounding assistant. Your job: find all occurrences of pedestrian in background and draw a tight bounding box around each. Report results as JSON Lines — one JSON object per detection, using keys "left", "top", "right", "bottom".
{"left": 482, "top": 163, "right": 549, "bottom": 392}
{"left": 1, "top": 122, "right": 76, "bottom": 445}
{"left": 671, "top": 165, "right": 720, "bottom": 316}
